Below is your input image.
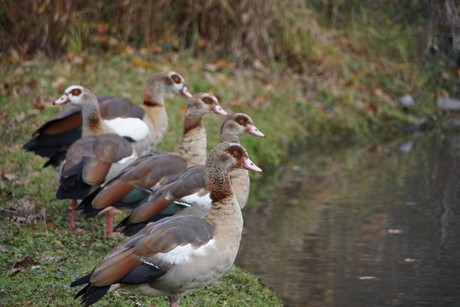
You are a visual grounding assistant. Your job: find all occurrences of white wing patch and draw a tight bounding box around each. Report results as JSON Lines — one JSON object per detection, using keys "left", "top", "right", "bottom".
{"left": 180, "top": 192, "right": 211, "bottom": 211}
{"left": 105, "top": 117, "right": 149, "bottom": 141}
{"left": 118, "top": 152, "right": 137, "bottom": 164}
{"left": 155, "top": 239, "right": 216, "bottom": 265}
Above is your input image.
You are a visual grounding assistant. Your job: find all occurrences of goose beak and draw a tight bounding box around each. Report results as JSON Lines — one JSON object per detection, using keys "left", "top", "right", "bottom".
{"left": 54, "top": 94, "right": 70, "bottom": 105}
{"left": 180, "top": 86, "right": 193, "bottom": 98}
{"left": 212, "top": 105, "right": 228, "bottom": 116}
{"left": 243, "top": 158, "right": 262, "bottom": 173}
{"left": 246, "top": 125, "right": 265, "bottom": 138}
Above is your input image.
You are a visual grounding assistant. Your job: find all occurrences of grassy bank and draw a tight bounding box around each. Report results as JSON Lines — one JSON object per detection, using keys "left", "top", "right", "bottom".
{"left": 0, "top": 53, "right": 286, "bottom": 305}
{"left": 0, "top": 50, "right": 431, "bottom": 305}
{"left": 0, "top": 3, "right": 451, "bottom": 304}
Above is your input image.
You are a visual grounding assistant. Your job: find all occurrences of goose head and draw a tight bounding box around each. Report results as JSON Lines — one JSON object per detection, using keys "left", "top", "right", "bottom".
{"left": 221, "top": 113, "right": 266, "bottom": 139}
{"left": 54, "top": 85, "right": 96, "bottom": 108}
{"left": 187, "top": 93, "right": 228, "bottom": 116}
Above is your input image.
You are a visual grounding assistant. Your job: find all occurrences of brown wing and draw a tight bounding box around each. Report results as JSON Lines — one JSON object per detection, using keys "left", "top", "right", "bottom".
{"left": 91, "top": 153, "right": 187, "bottom": 210}
{"left": 90, "top": 215, "right": 214, "bottom": 286}
{"left": 57, "top": 134, "right": 133, "bottom": 199}
{"left": 126, "top": 165, "right": 206, "bottom": 224}
{"left": 71, "top": 215, "right": 214, "bottom": 305}
{"left": 23, "top": 97, "right": 144, "bottom": 167}
{"left": 98, "top": 97, "right": 145, "bottom": 119}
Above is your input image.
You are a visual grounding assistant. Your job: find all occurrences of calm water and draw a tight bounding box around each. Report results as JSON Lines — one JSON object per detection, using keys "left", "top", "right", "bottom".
{"left": 236, "top": 132, "right": 460, "bottom": 307}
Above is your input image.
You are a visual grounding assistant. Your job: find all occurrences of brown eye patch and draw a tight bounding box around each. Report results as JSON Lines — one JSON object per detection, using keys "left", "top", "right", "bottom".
{"left": 171, "top": 74, "right": 182, "bottom": 84}
{"left": 202, "top": 96, "right": 215, "bottom": 105}
{"left": 235, "top": 115, "right": 249, "bottom": 126}
{"left": 70, "top": 88, "right": 82, "bottom": 96}
{"left": 227, "top": 144, "right": 244, "bottom": 159}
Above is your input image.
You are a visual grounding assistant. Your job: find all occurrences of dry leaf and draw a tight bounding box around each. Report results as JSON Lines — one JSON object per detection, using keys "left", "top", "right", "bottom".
{"left": 387, "top": 229, "right": 403, "bottom": 234}
{"left": 15, "top": 112, "right": 25, "bottom": 122}
{"left": 359, "top": 276, "right": 376, "bottom": 280}
{"left": 3, "top": 173, "right": 17, "bottom": 181}
{"left": 132, "top": 58, "right": 151, "bottom": 68}
{"left": 404, "top": 258, "right": 416, "bottom": 263}
{"left": 214, "top": 59, "right": 233, "bottom": 70}
{"left": 96, "top": 22, "right": 109, "bottom": 34}
{"left": 8, "top": 255, "right": 38, "bottom": 276}
{"left": 33, "top": 96, "right": 45, "bottom": 110}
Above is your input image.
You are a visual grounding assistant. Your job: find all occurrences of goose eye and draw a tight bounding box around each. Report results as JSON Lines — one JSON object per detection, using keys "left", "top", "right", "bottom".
{"left": 202, "top": 97, "right": 213, "bottom": 105}
{"left": 71, "top": 88, "right": 82, "bottom": 96}
{"left": 171, "top": 74, "right": 181, "bottom": 84}
{"left": 232, "top": 151, "right": 240, "bottom": 158}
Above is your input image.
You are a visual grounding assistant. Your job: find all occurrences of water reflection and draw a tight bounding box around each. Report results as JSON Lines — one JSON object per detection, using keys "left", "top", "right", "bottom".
{"left": 236, "top": 132, "right": 460, "bottom": 307}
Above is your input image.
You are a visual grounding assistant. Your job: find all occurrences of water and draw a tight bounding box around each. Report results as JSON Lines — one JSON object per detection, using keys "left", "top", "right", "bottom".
{"left": 236, "top": 132, "right": 460, "bottom": 307}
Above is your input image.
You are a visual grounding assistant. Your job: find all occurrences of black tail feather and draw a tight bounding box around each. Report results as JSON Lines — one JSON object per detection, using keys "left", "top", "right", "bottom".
{"left": 120, "top": 223, "right": 149, "bottom": 236}
{"left": 56, "top": 182, "right": 92, "bottom": 200}
{"left": 119, "top": 262, "right": 166, "bottom": 284}
{"left": 43, "top": 151, "right": 67, "bottom": 168}
{"left": 71, "top": 273, "right": 110, "bottom": 307}
{"left": 70, "top": 273, "right": 92, "bottom": 287}
{"left": 80, "top": 285, "right": 110, "bottom": 307}
{"left": 74, "top": 284, "right": 90, "bottom": 299}
{"left": 77, "top": 191, "right": 101, "bottom": 218}
{"left": 23, "top": 128, "right": 81, "bottom": 158}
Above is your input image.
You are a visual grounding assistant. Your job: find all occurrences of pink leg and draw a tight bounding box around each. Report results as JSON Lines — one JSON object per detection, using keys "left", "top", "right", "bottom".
{"left": 69, "top": 199, "right": 77, "bottom": 229}
{"left": 106, "top": 208, "right": 114, "bottom": 235}
{"left": 169, "top": 298, "right": 180, "bottom": 307}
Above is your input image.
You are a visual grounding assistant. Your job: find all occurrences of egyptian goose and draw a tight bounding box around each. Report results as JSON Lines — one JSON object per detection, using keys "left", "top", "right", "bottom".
{"left": 76, "top": 93, "right": 227, "bottom": 229}
{"left": 70, "top": 142, "right": 262, "bottom": 307}
{"left": 23, "top": 71, "right": 191, "bottom": 167}
{"left": 116, "top": 113, "right": 265, "bottom": 235}
{"left": 54, "top": 86, "right": 138, "bottom": 231}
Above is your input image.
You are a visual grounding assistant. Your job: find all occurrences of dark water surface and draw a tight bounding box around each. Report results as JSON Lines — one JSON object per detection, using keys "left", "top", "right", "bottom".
{"left": 236, "top": 132, "right": 460, "bottom": 307}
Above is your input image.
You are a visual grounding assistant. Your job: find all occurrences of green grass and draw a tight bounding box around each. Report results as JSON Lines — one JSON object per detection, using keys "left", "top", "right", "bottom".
{"left": 0, "top": 29, "right": 441, "bottom": 305}
{"left": 0, "top": 218, "right": 281, "bottom": 306}
{"left": 0, "top": 53, "right": 287, "bottom": 306}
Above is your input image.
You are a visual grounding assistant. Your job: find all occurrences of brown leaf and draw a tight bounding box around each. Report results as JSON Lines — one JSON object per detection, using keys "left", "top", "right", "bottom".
{"left": 96, "top": 22, "right": 109, "bottom": 34}
{"left": 15, "top": 112, "right": 25, "bottom": 122}
{"left": 359, "top": 276, "right": 376, "bottom": 280}
{"left": 3, "top": 173, "right": 17, "bottom": 181}
{"left": 404, "top": 258, "right": 416, "bottom": 263}
{"left": 8, "top": 255, "right": 38, "bottom": 276}
{"left": 132, "top": 58, "right": 151, "bottom": 68}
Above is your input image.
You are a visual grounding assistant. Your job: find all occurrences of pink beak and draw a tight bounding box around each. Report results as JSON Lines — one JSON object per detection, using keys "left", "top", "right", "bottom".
{"left": 54, "top": 94, "right": 70, "bottom": 105}
{"left": 180, "top": 86, "right": 192, "bottom": 98}
{"left": 246, "top": 125, "right": 265, "bottom": 138}
{"left": 212, "top": 105, "right": 228, "bottom": 116}
{"left": 243, "top": 158, "right": 262, "bottom": 173}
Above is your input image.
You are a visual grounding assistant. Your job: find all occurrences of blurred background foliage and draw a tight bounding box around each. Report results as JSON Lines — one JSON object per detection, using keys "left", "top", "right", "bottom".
{"left": 1, "top": 0, "right": 459, "bottom": 141}
{"left": 1, "top": 0, "right": 458, "bottom": 74}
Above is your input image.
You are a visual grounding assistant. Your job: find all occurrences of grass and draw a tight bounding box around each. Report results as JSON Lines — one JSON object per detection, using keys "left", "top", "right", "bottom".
{"left": 0, "top": 53, "right": 289, "bottom": 306}
{"left": 0, "top": 11, "right": 444, "bottom": 304}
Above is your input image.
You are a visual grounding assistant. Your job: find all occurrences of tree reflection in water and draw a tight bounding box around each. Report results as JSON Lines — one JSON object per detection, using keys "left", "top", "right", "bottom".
{"left": 236, "top": 132, "right": 460, "bottom": 307}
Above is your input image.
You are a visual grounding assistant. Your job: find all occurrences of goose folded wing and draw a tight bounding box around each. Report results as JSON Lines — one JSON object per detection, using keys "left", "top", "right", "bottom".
{"left": 80, "top": 215, "right": 215, "bottom": 288}
{"left": 89, "top": 153, "right": 187, "bottom": 211}
{"left": 116, "top": 165, "right": 206, "bottom": 234}
{"left": 58, "top": 134, "right": 134, "bottom": 198}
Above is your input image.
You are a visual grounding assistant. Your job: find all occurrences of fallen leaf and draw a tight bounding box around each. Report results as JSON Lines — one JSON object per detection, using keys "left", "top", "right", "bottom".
{"left": 387, "top": 229, "right": 403, "bottom": 234}
{"left": 15, "top": 112, "right": 25, "bottom": 122}
{"left": 3, "top": 173, "right": 17, "bottom": 181}
{"left": 404, "top": 258, "right": 416, "bottom": 263}
{"left": 214, "top": 59, "right": 233, "bottom": 70}
{"left": 96, "top": 22, "right": 109, "bottom": 34}
{"left": 359, "top": 276, "right": 376, "bottom": 280}
{"left": 8, "top": 255, "right": 38, "bottom": 276}
{"left": 132, "top": 58, "right": 151, "bottom": 68}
